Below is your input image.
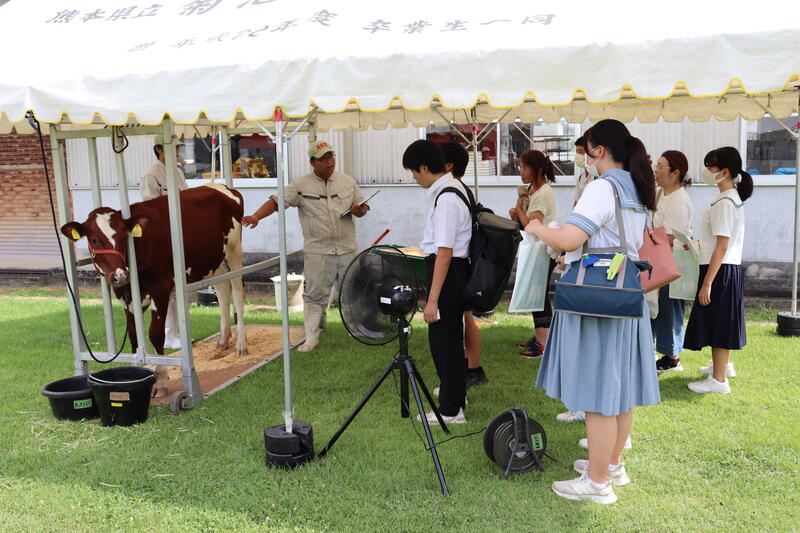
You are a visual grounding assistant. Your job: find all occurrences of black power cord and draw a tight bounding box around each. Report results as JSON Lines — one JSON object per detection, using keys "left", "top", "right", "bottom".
{"left": 26, "top": 111, "right": 128, "bottom": 363}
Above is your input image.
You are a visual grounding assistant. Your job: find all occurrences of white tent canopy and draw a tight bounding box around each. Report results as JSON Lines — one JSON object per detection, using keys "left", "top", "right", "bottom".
{"left": 1, "top": 0, "right": 799, "bottom": 133}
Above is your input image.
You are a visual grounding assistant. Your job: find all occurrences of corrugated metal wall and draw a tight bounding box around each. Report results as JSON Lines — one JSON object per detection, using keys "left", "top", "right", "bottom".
{"left": 351, "top": 126, "right": 426, "bottom": 184}
{"left": 609, "top": 118, "right": 742, "bottom": 181}
{"left": 66, "top": 136, "right": 155, "bottom": 188}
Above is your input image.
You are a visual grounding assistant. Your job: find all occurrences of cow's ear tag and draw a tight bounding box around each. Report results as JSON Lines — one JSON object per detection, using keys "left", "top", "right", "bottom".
{"left": 131, "top": 224, "right": 143, "bottom": 238}
{"left": 70, "top": 229, "right": 81, "bottom": 241}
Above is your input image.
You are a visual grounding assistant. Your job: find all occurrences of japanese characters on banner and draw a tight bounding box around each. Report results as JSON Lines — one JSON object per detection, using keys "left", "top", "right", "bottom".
{"left": 42, "top": 1, "right": 554, "bottom": 54}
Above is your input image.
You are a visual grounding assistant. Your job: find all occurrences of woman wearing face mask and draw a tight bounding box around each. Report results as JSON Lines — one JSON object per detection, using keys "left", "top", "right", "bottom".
{"left": 525, "top": 119, "right": 659, "bottom": 505}
{"left": 651, "top": 151, "right": 693, "bottom": 373}
{"left": 572, "top": 136, "right": 592, "bottom": 207}
{"left": 683, "top": 147, "right": 752, "bottom": 394}
{"left": 509, "top": 150, "right": 558, "bottom": 357}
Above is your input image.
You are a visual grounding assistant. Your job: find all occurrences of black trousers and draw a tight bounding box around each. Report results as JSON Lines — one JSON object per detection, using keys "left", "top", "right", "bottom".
{"left": 531, "top": 257, "right": 557, "bottom": 329}
{"left": 425, "top": 255, "right": 470, "bottom": 416}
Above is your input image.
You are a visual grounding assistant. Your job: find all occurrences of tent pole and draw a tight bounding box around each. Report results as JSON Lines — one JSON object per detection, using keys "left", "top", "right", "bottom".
{"left": 221, "top": 126, "right": 234, "bottom": 187}
{"left": 112, "top": 127, "right": 149, "bottom": 365}
{"left": 274, "top": 109, "right": 294, "bottom": 432}
{"left": 210, "top": 126, "right": 217, "bottom": 181}
{"left": 162, "top": 117, "right": 202, "bottom": 407}
{"left": 471, "top": 122, "right": 480, "bottom": 202}
{"left": 86, "top": 137, "right": 117, "bottom": 353}
{"left": 792, "top": 123, "right": 799, "bottom": 314}
{"left": 49, "top": 125, "right": 87, "bottom": 376}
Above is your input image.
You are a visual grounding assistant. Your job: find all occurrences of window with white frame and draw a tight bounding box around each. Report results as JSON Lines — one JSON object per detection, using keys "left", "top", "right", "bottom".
{"left": 498, "top": 119, "right": 581, "bottom": 176}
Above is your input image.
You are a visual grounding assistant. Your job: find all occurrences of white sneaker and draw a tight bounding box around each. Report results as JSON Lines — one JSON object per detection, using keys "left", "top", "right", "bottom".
{"left": 416, "top": 408, "right": 466, "bottom": 425}
{"left": 551, "top": 473, "right": 617, "bottom": 504}
{"left": 699, "top": 361, "right": 736, "bottom": 378}
{"left": 432, "top": 387, "right": 468, "bottom": 406}
{"left": 579, "top": 436, "right": 632, "bottom": 450}
{"left": 572, "top": 460, "right": 630, "bottom": 486}
{"left": 556, "top": 410, "right": 585, "bottom": 422}
{"left": 688, "top": 375, "right": 731, "bottom": 394}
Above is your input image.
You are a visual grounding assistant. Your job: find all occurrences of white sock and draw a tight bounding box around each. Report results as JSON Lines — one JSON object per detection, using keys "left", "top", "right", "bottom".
{"left": 608, "top": 464, "right": 621, "bottom": 471}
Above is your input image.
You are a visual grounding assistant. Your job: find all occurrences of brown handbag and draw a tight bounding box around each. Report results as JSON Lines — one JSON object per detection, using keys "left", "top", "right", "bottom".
{"left": 638, "top": 225, "right": 681, "bottom": 293}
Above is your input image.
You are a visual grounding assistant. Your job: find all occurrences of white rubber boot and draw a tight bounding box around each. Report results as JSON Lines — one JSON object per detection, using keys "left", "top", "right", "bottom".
{"left": 298, "top": 303, "right": 324, "bottom": 352}
{"left": 164, "top": 295, "right": 182, "bottom": 349}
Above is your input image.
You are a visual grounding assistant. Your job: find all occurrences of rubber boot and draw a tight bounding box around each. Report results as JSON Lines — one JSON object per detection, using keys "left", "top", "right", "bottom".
{"left": 164, "top": 294, "right": 182, "bottom": 349}
{"left": 298, "top": 303, "right": 324, "bottom": 352}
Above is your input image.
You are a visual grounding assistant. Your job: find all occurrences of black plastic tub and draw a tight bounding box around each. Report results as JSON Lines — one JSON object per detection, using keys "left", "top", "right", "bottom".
{"left": 41, "top": 375, "right": 100, "bottom": 421}
{"left": 88, "top": 367, "right": 156, "bottom": 427}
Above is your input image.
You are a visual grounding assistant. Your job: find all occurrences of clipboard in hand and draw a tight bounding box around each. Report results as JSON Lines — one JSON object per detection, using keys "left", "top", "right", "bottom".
{"left": 340, "top": 190, "right": 380, "bottom": 218}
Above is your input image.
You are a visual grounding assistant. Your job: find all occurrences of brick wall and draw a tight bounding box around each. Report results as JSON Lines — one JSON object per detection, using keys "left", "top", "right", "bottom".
{"left": 0, "top": 131, "right": 63, "bottom": 258}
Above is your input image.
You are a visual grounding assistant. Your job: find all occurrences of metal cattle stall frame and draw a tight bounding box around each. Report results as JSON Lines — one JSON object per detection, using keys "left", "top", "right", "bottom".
{"left": 50, "top": 113, "right": 313, "bottom": 415}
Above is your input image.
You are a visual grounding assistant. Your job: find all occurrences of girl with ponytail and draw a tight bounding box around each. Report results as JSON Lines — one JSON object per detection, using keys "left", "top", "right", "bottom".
{"left": 684, "top": 147, "right": 750, "bottom": 394}
{"left": 525, "top": 119, "right": 660, "bottom": 504}
{"left": 509, "top": 150, "right": 558, "bottom": 357}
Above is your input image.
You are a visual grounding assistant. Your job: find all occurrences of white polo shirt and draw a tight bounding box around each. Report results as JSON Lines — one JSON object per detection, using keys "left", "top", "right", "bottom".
{"left": 564, "top": 177, "right": 647, "bottom": 265}
{"left": 420, "top": 174, "right": 472, "bottom": 258}
{"left": 698, "top": 189, "right": 745, "bottom": 265}
{"left": 654, "top": 186, "right": 693, "bottom": 240}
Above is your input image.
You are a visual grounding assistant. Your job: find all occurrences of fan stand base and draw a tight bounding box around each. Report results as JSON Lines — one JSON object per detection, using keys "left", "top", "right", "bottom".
{"left": 317, "top": 321, "right": 451, "bottom": 495}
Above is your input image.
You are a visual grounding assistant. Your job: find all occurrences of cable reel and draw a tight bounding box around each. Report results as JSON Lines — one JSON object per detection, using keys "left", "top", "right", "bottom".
{"left": 484, "top": 407, "right": 547, "bottom": 478}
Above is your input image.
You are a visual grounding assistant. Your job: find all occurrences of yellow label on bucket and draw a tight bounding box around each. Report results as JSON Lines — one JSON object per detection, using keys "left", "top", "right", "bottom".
{"left": 110, "top": 402, "right": 123, "bottom": 407}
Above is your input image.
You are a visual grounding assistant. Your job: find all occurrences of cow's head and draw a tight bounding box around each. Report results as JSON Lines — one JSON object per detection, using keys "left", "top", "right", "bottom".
{"left": 60, "top": 208, "right": 150, "bottom": 287}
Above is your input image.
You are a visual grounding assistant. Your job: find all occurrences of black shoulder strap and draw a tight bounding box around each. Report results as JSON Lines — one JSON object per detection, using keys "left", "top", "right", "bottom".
{"left": 434, "top": 186, "right": 474, "bottom": 211}
{"left": 462, "top": 184, "right": 477, "bottom": 206}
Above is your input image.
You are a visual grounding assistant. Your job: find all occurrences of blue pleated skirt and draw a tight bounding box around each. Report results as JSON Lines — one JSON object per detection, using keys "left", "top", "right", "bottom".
{"left": 535, "top": 300, "right": 661, "bottom": 416}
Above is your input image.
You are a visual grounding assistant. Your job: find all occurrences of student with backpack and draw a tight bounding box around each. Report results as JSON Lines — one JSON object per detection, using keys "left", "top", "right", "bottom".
{"left": 439, "top": 142, "right": 487, "bottom": 389}
{"left": 403, "top": 140, "right": 472, "bottom": 424}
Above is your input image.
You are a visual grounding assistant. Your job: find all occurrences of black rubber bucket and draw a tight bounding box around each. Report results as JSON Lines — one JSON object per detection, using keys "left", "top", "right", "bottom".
{"left": 40, "top": 375, "right": 99, "bottom": 421}
{"left": 88, "top": 367, "right": 156, "bottom": 427}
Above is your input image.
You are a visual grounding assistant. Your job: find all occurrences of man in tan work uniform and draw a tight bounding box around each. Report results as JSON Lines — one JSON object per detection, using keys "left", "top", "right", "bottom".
{"left": 140, "top": 135, "right": 188, "bottom": 202}
{"left": 140, "top": 134, "right": 189, "bottom": 349}
{"left": 242, "top": 140, "right": 370, "bottom": 352}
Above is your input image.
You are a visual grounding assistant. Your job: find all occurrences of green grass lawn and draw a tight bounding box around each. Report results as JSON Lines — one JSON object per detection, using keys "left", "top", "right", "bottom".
{"left": 0, "top": 288, "right": 798, "bottom": 532}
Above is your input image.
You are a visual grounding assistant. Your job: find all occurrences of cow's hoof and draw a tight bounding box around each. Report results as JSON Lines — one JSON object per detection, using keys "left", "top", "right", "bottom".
{"left": 210, "top": 351, "right": 229, "bottom": 361}
{"left": 297, "top": 341, "right": 318, "bottom": 352}
{"left": 235, "top": 347, "right": 248, "bottom": 357}
{"left": 215, "top": 341, "right": 229, "bottom": 352}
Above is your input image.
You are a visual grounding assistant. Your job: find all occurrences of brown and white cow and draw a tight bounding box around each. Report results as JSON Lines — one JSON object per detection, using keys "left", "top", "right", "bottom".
{"left": 61, "top": 183, "right": 247, "bottom": 397}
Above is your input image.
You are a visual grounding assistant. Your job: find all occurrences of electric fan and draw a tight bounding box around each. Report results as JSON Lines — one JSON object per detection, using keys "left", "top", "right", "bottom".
{"left": 338, "top": 245, "right": 418, "bottom": 345}
{"left": 318, "top": 245, "right": 451, "bottom": 494}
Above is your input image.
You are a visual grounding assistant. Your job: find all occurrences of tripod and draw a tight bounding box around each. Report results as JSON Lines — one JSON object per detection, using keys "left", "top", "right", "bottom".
{"left": 317, "top": 317, "right": 451, "bottom": 495}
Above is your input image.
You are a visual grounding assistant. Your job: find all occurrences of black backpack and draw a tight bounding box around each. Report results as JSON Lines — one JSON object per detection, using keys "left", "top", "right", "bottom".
{"left": 435, "top": 186, "right": 522, "bottom": 312}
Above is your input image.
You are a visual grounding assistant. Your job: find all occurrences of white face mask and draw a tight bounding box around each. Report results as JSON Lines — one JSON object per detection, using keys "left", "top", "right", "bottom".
{"left": 585, "top": 150, "right": 601, "bottom": 178}
{"left": 574, "top": 153, "right": 586, "bottom": 169}
{"left": 701, "top": 168, "right": 725, "bottom": 186}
